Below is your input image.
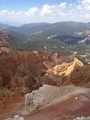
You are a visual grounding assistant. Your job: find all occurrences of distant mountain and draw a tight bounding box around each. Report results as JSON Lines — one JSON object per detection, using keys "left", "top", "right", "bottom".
{"left": 0, "top": 29, "right": 68, "bottom": 53}
{"left": 0, "top": 23, "right": 13, "bottom": 29}
{"left": 6, "top": 21, "right": 90, "bottom": 39}
{"left": 1, "top": 21, "right": 90, "bottom": 63}
{"left": 4, "top": 21, "right": 89, "bottom": 51}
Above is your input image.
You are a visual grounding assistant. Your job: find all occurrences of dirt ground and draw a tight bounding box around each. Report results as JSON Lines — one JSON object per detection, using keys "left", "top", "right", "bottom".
{"left": 0, "top": 93, "right": 90, "bottom": 120}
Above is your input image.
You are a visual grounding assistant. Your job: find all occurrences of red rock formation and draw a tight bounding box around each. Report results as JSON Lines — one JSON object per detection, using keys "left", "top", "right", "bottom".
{"left": 0, "top": 30, "right": 8, "bottom": 40}
{"left": 0, "top": 51, "right": 42, "bottom": 114}
{"left": 0, "top": 52, "right": 90, "bottom": 120}
{"left": 40, "top": 52, "right": 74, "bottom": 69}
{"left": 0, "top": 51, "right": 41, "bottom": 91}
{"left": 0, "top": 51, "right": 74, "bottom": 94}
{"left": 0, "top": 29, "right": 10, "bottom": 53}
{"left": 0, "top": 51, "right": 75, "bottom": 116}
{"left": 39, "top": 58, "right": 90, "bottom": 87}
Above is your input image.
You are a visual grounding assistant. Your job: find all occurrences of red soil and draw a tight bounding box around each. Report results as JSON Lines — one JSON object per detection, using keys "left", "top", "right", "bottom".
{"left": 24, "top": 94, "right": 90, "bottom": 120}
{"left": 0, "top": 93, "right": 90, "bottom": 120}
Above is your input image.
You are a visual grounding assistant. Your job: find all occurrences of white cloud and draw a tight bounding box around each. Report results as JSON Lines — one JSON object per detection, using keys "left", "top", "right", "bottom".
{"left": 41, "top": 4, "right": 53, "bottom": 16}
{"left": 0, "top": 0, "right": 90, "bottom": 25}
{"left": 41, "top": 3, "right": 67, "bottom": 17}
{"left": 79, "top": 0, "right": 90, "bottom": 4}
{"left": 59, "top": 3, "right": 66, "bottom": 9}
{"left": 0, "top": 10, "right": 14, "bottom": 15}
{"left": 26, "top": 7, "right": 40, "bottom": 16}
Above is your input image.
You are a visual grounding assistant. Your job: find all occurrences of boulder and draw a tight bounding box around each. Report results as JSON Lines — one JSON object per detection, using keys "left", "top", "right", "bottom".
{"left": 4, "top": 115, "right": 24, "bottom": 120}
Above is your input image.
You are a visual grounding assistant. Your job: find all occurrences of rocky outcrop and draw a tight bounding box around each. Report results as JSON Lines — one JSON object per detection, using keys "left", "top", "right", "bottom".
{"left": 0, "top": 51, "right": 75, "bottom": 116}
{"left": 0, "top": 29, "right": 10, "bottom": 53}
{"left": 39, "top": 57, "right": 90, "bottom": 87}
{"left": 24, "top": 84, "right": 60, "bottom": 114}
{"left": 40, "top": 52, "right": 74, "bottom": 69}
{"left": 74, "top": 116, "right": 90, "bottom": 120}
{"left": 1, "top": 84, "right": 90, "bottom": 120}
{"left": 24, "top": 84, "right": 90, "bottom": 115}
{"left": 78, "top": 30, "right": 90, "bottom": 44}
{"left": 0, "top": 51, "right": 74, "bottom": 100}
{"left": 0, "top": 51, "right": 74, "bottom": 90}
{"left": 0, "top": 30, "right": 9, "bottom": 40}
{"left": 4, "top": 115, "right": 24, "bottom": 120}
{"left": 0, "top": 51, "right": 42, "bottom": 95}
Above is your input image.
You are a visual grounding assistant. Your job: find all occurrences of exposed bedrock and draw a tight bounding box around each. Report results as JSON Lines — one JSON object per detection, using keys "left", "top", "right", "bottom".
{"left": 39, "top": 57, "right": 90, "bottom": 87}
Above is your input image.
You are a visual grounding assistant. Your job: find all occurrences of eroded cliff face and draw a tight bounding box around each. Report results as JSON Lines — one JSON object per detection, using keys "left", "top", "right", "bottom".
{"left": 0, "top": 51, "right": 41, "bottom": 95}
{"left": 40, "top": 52, "right": 74, "bottom": 69}
{"left": 1, "top": 51, "right": 90, "bottom": 120}
{"left": 39, "top": 57, "right": 90, "bottom": 87}
{"left": 0, "top": 51, "right": 42, "bottom": 114}
{"left": 0, "top": 51, "right": 74, "bottom": 114}
{"left": 0, "top": 30, "right": 10, "bottom": 53}
{"left": 0, "top": 51, "right": 74, "bottom": 97}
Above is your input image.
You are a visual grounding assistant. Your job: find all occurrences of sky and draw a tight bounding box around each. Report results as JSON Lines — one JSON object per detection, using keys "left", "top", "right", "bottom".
{"left": 0, "top": 0, "right": 90, "bottom": 25}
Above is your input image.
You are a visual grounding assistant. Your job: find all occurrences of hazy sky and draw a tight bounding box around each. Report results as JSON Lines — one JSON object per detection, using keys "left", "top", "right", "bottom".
{"left": 0, "top": 0, "right": 90, "bottom": 25}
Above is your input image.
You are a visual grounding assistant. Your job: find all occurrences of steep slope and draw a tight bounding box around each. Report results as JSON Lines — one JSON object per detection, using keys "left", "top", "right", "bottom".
{"left": 0, "top": 51, "right": 75, "bottom": 117}
{"left": 0, "top": 51, "right": 42, "bottom": 115}
{"left": 0, "top": 51, "right": 74, "bottom": 99}
{"left": 39, "top": 57, "right": 90, "bottom": 87}
{"left": 78, "top": 30, "right": 90, "bottom": 44}
{"left": 0, "top": 51, "right": 41, "bottom": 92}
{"left": 0, "top": 29, "right": 10, "bottom": 53}
{"left": 24, "top": 85, "right": 90, "bottom": 114}
{"left": 0, "top": 29, "right": 26, "bottom": 51}
{"left": 0, "top": 53, "right": 90, "bottom": 120}
{"left": 1, "top": 85, "right": 90, "bottom": 120}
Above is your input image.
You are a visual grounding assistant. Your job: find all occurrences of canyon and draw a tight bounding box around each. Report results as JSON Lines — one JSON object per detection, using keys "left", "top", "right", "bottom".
{"left": 0, "top": 50, "right": 90, "bottom": 120}
{"left": 0, "top": 22, "right": 90, "bottom": 119}
{"left": 0, "top": 50, "right": 74, "bottom": 115}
